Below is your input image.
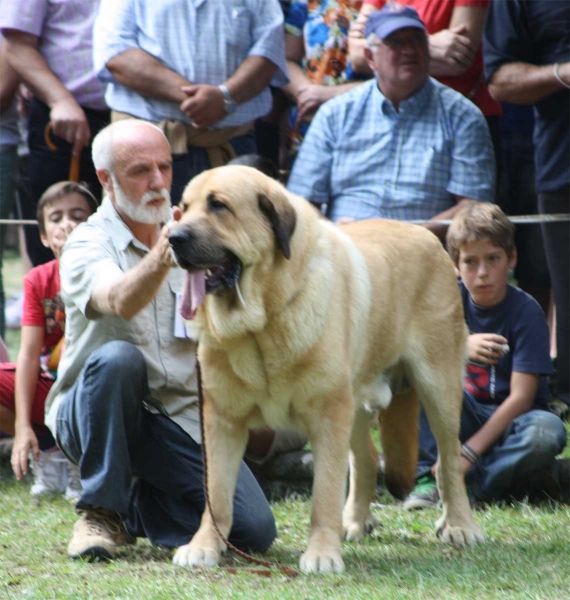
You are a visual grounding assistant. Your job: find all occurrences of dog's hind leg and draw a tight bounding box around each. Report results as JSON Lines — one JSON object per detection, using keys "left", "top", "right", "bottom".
{"left": 173, "top": 393, "right": 249, "bottom": 568}
{"left": 301, "top": 386, "right": 354, "bottom": 574}
{"left": 342, "top": 408, "right": 380, "bottom": 541}
{"left": 411, "top": 362, "right": 485, "bottom": 546}
{"left": 379, "top": 387, "right": 420, "bottom": 500}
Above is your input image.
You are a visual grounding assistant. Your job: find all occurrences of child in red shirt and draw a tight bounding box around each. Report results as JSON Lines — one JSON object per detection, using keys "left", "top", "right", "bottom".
{"left": 0, "top": 181, "right": 98, "bottom": 497}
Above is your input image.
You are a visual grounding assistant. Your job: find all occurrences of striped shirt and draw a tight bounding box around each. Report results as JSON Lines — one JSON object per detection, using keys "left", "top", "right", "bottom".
{"left": 287, "top": 78, "right": 495, "bottom": 222}
{"left": 0, "top": 0, "right": 106, "bottom": 110}
{"left": 93, "top": 0, "right": 289, "bottom": 128}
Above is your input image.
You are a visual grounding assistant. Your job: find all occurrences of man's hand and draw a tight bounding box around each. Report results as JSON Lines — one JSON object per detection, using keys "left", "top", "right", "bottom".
{"left": 467, "top": 333, "right": 508, "bottom": 365}
{"left": 429, "top": 25, "right": 477, "bottom": 77}
{"left": 50, "top": 97, "right": 91, "bottom": 155}
{"left": 11, "top": 426, "right": 39, "bottom": 480}
{"left": 296, "top": 84, "right": 336, "bottom": 121}
{"left": 156, "top": 208, "right": 182, "bottom": 268}
{"left": 180, "top": 84, "right": 227, "bottom": 129}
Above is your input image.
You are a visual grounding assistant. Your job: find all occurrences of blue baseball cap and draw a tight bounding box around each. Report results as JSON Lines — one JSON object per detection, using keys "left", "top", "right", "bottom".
{"left": 364, "top": 3, "right": 426, "bottom": 40}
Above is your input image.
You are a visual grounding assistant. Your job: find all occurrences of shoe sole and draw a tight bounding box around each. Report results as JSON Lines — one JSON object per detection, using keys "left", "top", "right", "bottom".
{"left": 69, "top": 546, "right": 115, "bottom": 562}
{"left": 403, "top": 498, "right": 440, "bottom": 511}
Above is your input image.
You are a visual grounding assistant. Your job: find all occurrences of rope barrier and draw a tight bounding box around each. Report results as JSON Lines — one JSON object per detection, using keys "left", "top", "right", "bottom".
{"left": 2, "top": 214, "right": 569, "bottom": 227}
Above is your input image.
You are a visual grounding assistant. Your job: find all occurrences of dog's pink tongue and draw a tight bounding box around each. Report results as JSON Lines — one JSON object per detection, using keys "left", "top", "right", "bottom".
{"left": 180, "top": 270, "right": 206, "bottom": 320}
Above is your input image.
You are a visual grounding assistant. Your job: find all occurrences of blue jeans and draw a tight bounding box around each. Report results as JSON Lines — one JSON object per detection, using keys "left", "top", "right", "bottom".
{"left": 417, "top": 393, "right": 567, "bottom": 502}
{"left": 55, "top": 341, "right": 276, "bottom": 551}
{"left": 170, "top": 129, "right": 257, "bottom": 205}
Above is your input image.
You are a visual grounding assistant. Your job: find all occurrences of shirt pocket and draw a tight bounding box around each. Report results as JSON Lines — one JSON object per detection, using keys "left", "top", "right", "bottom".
{"left": 225, "top": 4, "right": 252, "bottom": 52}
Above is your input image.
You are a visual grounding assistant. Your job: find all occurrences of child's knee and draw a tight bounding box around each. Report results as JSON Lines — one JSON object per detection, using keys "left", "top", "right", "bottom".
{"left": 519, "top": 412, "right": 567, "bottom": 459}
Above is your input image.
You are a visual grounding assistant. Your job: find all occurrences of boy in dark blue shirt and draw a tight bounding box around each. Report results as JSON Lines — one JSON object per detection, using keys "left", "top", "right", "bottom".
{"left": 405, "top": 203, "right": 568, "bottom": 508}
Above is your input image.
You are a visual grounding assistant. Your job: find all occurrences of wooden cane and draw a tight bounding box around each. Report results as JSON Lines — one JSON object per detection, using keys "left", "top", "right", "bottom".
{"left": 44, "top": 122, "right": 81, "bottom": 182}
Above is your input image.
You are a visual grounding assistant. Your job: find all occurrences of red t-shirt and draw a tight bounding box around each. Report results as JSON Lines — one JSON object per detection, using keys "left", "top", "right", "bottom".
{"left": 21, "top": 259, "right": 65, "bottom": 370}
{"left": 364, "top": 0, "right": 501, "bottom": 116}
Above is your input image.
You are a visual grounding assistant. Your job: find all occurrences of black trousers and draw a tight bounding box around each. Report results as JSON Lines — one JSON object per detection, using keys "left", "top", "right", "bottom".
{"left": 539, "top": 185, "right": 570, "bottom": 406}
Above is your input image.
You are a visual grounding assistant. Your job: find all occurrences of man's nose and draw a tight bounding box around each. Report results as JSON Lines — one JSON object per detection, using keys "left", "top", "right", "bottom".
{"left": 150, "top": 165, "right": 167, "bottom": 190}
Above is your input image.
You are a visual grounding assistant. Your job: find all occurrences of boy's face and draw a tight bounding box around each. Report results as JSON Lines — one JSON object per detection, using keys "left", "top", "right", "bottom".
{"left": 455, "top": 238, "right": 517, "bottom": 308}
{"left": 41, "top": 192, "right": 92, "bottom": 259}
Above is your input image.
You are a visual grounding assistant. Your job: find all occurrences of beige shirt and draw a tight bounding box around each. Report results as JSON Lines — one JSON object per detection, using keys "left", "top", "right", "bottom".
{"left": 45, "top": 197, "right": 200, "bottom": 441}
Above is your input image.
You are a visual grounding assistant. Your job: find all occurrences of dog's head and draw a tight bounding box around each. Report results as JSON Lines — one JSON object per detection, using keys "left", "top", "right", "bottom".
{"left": 169, "top": 165, "right": 296, "bottom": 320}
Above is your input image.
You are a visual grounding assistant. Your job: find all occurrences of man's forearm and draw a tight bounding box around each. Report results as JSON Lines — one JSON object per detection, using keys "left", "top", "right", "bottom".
{"left": 90, "top": 248, "right": 172, "bottom": 320}
{"left": 224, "top": 55, "right": 277, "bottom": 105}
{"left": 424, "top": 198, "right": 474, "bottom": 241}
{"left": 106, "top": 48, "right": 191, "bottom": 104}
{"left": 3, "top": 32, "right": 73, "bottom": 107}
{"left": 488, "top": 61, "right": 569, "bottom": 105}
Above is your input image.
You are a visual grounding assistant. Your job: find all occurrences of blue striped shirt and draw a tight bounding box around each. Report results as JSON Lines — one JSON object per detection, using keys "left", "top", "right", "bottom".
{"left": 93, "top": 0, "right": 289, "bottom": 128}
{"left": 287, "top": 78, "right": 495, "bottom": 222}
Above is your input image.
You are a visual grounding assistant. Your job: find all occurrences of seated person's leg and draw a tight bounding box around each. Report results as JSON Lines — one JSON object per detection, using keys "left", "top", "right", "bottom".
{"left": 126, "top": 412, "right": 276, "bottom": 553}
{"left": 469, "top": 409, "right": 567, "bottom": 503}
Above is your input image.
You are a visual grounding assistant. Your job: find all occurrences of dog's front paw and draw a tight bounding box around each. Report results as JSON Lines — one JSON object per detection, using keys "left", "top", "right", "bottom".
{"left": 435, "top": 516, "right": 485, "bottom": 547}
{"left": 299, "top": 534, "right": 345, "bottom": 574}
{"left": 172, "top": 534, "right": 225, "bottom": 568}
{"left": 343, "top": 512, "right": 380, "bottom": 542}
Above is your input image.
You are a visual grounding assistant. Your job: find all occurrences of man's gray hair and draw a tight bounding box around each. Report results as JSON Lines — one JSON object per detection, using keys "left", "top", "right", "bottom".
{"left": 91, "top": 120, "right": 168, "bottom": 174}
{"left": 366, "top": 32, "right": 380, "bottom": 48}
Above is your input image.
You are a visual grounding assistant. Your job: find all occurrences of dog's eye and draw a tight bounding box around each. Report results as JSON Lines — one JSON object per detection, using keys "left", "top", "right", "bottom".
{"left": 207, "top": 194, "right": 229, "bottom": 213}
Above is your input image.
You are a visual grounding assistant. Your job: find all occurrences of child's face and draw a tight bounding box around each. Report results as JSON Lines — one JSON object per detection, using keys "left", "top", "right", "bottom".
{"left": 41, "top": 192, "right": 92, "bottom": 259}
{"left": 455, "top": 238, "right": 516, "bottom": 308}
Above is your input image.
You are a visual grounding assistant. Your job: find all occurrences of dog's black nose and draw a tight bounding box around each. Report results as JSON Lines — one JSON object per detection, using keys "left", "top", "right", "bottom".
{"left": 169, "top": 228, "right": 190, "bottom": 250}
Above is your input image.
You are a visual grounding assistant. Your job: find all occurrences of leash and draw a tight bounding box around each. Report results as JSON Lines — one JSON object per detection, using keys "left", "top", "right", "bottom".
{"left": 195, "top": 349, "right": 299, "bottom": 578}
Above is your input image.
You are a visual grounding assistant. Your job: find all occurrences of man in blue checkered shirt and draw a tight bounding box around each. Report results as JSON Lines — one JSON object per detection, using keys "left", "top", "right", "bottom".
{"left": 287, "top": 3, "right": 495, "bottom": 241}
{"left": 93, "top": 0, "right": 289, "bottom": 205}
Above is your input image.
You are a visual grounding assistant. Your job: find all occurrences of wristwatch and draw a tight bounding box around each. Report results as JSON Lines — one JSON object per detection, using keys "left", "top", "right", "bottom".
{"left": 218, "top": 84, "right": 237, "bottom": 115}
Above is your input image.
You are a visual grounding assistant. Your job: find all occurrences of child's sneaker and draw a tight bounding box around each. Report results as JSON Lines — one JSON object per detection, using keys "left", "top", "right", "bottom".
{"left": 403, "top": 475, "right": 440, "bottom": 510}
{"left": 30, "top": 449, "right": 66, "bottom": 496}
{"left": 65, "top": 461, "right": 83, "bottom": 501}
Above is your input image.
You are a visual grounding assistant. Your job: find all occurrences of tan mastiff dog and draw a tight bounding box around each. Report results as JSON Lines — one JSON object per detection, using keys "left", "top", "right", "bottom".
{"left": 168, "top": 165, "right": 484, "bottom": 574}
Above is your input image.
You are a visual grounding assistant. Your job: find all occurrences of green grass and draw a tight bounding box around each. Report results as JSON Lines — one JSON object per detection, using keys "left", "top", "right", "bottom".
{"left": 1, "top": 470, "right": 569, "bottom": 600}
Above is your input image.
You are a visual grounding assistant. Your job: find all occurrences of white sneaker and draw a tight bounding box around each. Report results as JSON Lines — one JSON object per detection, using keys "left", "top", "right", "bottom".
{"left": 30, "top": 449, "right": 67, "bottom": 496}
{"left": 65, "top": 461, "right": 83, "bottom": 501}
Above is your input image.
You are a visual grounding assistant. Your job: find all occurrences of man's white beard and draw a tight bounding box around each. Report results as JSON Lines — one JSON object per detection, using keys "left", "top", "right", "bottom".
{"left": 111, "top": 174, "right": 171, "bottom": 225}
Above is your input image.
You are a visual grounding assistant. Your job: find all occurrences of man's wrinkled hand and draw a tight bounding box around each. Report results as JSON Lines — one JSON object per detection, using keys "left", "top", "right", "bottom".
{"left": 180, "top": 84, "right": 226, "bottom": 129}
{"left": 157, "top": 207, "right": 182, "bottom": 268}
{"left": 50, "top": 97, "right": 91, "bottom": 155}
{"left": 429, "top": 26, "right": 477, "bottom": 77}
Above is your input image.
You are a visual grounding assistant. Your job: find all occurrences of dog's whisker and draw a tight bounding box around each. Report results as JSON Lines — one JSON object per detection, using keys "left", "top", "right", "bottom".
{"left": 235, "top": 281, "right": 247, "bottom": 309}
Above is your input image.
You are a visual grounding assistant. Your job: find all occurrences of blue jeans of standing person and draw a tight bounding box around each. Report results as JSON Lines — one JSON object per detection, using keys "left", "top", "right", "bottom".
{"left": 416, "top": 393, "right": 567, "bottom": 502}
{"left": 55, "top": 341, "right": 276, "bottom": 551}
{"left": 170, "top": 129, "right": 257, "bottom": 206}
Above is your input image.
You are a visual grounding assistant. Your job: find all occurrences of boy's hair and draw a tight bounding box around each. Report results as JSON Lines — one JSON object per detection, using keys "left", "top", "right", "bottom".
{"left": 446, "top": 203, "right": 515, "bottom": 264}
{"left": 36, "top": 181, "right": 99, "bottom": 235}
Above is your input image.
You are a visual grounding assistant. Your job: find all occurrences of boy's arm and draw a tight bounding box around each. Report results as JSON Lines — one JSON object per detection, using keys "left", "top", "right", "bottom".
{"left": 12, "top": 325, "right": 44, "bottom": 480}
{"left": 460, "top": 371, "right": 538, "bottom": 474}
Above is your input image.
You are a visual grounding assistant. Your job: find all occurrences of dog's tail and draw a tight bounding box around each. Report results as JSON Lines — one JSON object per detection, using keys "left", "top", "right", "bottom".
{"left": 378, "top": 388, "right": 419, "bottom": 500}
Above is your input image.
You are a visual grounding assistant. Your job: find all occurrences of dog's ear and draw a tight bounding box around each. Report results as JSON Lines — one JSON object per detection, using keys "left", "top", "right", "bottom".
{"left": 258, "top": 192, "right": 296, "bottom": 260}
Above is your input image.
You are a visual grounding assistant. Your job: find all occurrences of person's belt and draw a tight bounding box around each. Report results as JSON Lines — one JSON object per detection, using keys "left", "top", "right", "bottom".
{"left": 111, "top": 110, "right": 253, "bottom": 168}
